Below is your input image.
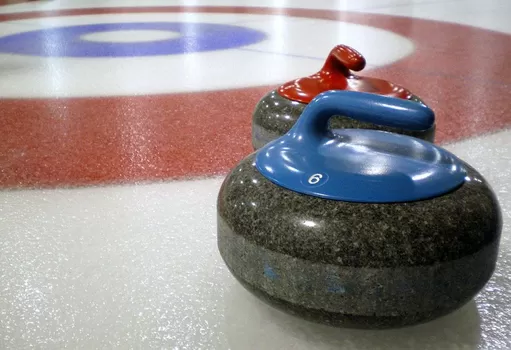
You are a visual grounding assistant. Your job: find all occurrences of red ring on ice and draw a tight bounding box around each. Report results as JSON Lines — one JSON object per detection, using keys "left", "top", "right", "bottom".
{"left": 0, "top": 6, "right": 510, "bottom": 188}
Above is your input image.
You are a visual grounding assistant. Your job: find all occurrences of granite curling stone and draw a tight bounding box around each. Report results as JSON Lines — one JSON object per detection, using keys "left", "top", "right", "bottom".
{"left": 251, "top": 44, "right": 435, "bottom": 150}
{"left": 218, "top": 90, "right": 502, "bottom": 329}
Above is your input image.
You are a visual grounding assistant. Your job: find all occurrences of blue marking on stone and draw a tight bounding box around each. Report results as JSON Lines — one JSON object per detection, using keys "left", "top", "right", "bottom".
{"left": 0, "top": 22, "right": 267, "bottom": 57}
{"left": 327, "top": 284, "right": 346, "bottom": 294}
{"left": 263, "top": 263, "right": 278, "bottom": 281}
{"left": 326, "top": 275, "right": 346, "bottom": 294}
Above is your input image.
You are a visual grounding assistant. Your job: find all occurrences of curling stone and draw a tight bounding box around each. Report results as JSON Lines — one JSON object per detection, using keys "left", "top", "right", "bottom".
{"left": 218, "top": 90, "right": 502, "bottom": 329}
{"left": 252, "top": 44, "right": 435, "bottom": 150}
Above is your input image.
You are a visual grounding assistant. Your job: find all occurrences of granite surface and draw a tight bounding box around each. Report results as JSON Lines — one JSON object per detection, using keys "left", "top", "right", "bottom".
{"left": 217, "top": 153, "right": 502, "bottom": 328}
{"left": 251, "top": 90, "right": 435, "bottom": 150}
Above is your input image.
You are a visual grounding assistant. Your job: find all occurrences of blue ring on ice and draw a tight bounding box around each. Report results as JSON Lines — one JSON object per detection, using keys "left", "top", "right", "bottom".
{"left": 0, "top": 22, "right": 267, "bottom": 57}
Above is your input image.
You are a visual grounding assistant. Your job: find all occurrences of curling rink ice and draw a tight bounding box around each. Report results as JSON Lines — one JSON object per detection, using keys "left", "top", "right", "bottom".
{"left": 0, "top": 0, "right": 510, "bottom": 349}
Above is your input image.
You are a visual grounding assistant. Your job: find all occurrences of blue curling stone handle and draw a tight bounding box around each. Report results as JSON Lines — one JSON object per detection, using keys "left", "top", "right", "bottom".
{"left": 255, "top": 90, "right": 467, "bottom": 203}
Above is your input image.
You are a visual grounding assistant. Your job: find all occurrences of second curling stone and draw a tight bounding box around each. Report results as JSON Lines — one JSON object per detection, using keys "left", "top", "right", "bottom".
{"left": 219, "top": 90, "right": 502, "bottom": 329}
{"left": 252, "top": 44, "right": 435, "bottom": 149}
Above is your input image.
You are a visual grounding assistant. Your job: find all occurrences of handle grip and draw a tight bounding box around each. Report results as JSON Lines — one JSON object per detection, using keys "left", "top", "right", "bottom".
{"left": 277, "top": 44, "right": 414, "bottom": 104}
{"left": 289, "top": 90, "right": 435, "bottom": 144}
{"left": 322, "top": 44, "right": 366, "bottom": 74}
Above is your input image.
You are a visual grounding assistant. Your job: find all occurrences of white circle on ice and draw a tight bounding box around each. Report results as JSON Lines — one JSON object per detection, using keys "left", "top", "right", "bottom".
{"left": 0, "top": 13, "right": 415, "bottom": 98}
{"left": 80, "top": 29, "right": 182, "bottom": 43}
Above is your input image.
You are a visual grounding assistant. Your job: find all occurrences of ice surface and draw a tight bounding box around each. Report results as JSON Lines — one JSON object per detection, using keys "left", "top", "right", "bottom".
{"left": 0, "top": 0, "right": 509, "bottom": 348}
{"left": 0, "top": 129, "right": 509, "bottom": 349}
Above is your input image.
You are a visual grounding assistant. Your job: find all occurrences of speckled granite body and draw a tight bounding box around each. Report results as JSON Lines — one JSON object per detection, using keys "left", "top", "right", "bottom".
{"left": 217, "top": 154, "right": 502, "bottom": 329}
{"left": 252, "top": 90, "right": 435, "bottom": 150}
